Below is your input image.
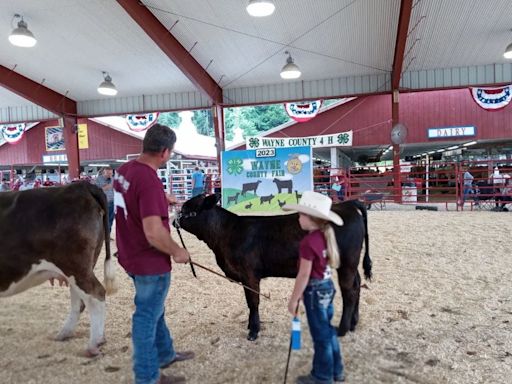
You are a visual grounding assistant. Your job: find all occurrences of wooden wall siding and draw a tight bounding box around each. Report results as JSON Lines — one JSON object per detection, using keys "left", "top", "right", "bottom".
{"left": 0, "top": 119, "right": 142, "bottom": 166}
{"left": 81, "top": 119, "right": 142, "bottom": 160}
{"left": 400, "top": 89, "right": 512, "bottom": 143}
{"left": 271, "top": 95, "right": 392, "bottom": 146}
{"left": 275, "top": 89, "right": 512, "bottom": 146}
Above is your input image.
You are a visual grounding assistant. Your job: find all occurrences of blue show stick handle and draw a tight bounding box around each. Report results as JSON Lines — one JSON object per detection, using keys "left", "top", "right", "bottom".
{"left": 291, "top": 316, "right": 301, "bottom": 350}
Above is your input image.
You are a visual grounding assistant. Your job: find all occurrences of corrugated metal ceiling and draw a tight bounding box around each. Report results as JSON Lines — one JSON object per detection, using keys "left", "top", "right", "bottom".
{"left": 1, "top": 0, "right": 512, "bottom": 120}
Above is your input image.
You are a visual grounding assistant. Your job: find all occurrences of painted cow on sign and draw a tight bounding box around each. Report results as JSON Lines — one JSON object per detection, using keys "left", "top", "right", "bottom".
{"left": 0, "top": 182, "right": 117, "bottom": 357}
{"left": 176, "top": 194, "right": 371, "bottom": 341}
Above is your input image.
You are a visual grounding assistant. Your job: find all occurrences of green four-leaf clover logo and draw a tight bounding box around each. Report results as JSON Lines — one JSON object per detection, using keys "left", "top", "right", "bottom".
{"left": 337, "top": 133, "right": 349, "bottom": 144}
{"left": 227, "top": 158, "right": 243, "bottom": 175}
{"left": 248, "top": 138, "right": 260, "bottom": 148}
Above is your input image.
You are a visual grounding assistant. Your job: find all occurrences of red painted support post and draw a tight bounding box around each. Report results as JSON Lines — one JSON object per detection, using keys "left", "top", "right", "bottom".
{"left": 392, "top": 91, "right": 402, "bottom": 203}
{"left": 63, "top": 116, "right": 80, "bottom": 180}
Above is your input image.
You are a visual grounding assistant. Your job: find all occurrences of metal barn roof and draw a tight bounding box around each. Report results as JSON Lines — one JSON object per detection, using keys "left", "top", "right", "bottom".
{"left": 1, "top": 0, "right": 512, "bottom": 122}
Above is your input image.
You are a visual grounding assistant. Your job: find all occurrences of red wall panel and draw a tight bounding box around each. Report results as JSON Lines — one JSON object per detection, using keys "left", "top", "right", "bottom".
{"left": 0, "top": 119, "right": 142, "bottom": 166}
{"left": 266, "top": 89, "right": 512, "bottom": 146}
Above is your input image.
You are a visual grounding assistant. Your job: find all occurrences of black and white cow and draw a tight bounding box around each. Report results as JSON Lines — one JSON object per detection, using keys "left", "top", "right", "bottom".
{"left": 176, "top": 194, "right": 372, "bottom": 341}
{"left": 0, "top": 182, "right": 117, "bottom": 356}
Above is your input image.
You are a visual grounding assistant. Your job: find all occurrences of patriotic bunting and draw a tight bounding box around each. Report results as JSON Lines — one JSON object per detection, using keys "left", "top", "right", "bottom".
{"left": 126, "top": 112, "right": 159, "bottom": 132}
{"left": 0, "top": 123, "right": 26, "bottom": 144}
{"left": 470, "top": 85, "right": 512, "bottom": 110}
{"left": 284, "top": 100, "right": 322, "bottom": 122}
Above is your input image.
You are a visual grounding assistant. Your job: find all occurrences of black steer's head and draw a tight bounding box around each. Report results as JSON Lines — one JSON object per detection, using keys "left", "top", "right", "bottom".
{"left": 174, "top": 193, "right": 220, "bottom": 232}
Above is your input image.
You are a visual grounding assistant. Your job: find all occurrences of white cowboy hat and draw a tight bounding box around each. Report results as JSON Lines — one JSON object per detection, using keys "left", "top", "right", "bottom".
{"left": 283, "top": 191, "right": 343, "bottom": 226}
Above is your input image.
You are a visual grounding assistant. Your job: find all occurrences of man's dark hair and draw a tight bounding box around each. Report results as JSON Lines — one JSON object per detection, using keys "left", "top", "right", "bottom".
{"left": 143, "top": 124, "right": 177, "bottom": 154}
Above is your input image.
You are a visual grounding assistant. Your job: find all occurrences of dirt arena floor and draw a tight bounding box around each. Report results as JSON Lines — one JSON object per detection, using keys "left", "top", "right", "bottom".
{"left": 1, "top": 210, "right": 511, "bottom": 384}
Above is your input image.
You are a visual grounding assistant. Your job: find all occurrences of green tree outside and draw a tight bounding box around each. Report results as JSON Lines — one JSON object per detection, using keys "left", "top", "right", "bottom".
{"left": 158, "top": 112, "right": 181, "bottom": 128}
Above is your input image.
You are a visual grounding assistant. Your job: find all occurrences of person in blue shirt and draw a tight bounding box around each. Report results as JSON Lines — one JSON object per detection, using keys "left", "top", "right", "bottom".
{"left": 191, "top": 167, "right": 204, "bottom": 197}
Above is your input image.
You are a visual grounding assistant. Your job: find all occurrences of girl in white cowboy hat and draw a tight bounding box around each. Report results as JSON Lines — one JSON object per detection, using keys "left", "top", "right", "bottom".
{"left": 283, "top": 191, "right": 345, "bottom": 384}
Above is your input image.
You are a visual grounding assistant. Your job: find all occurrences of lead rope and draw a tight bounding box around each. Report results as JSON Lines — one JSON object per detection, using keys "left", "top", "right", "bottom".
{"left": 174, "top": 214, "right": 270, "bottom": 299}
{"left": 175, "top": 222, "right": 197, "bottom": 278}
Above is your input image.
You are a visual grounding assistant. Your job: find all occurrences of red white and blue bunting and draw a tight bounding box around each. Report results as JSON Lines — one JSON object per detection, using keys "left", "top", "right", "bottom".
{"left": 284, "top": 100, "right": 323, "bottom": 122}
{"left": 0, "top": 123, "right": 25, "bottom": 144}
{"left": 126, "top": 112, "right": 160, "bottom": 132}
{"left": 470, "top": 85, "right": 512, "bottom": 110}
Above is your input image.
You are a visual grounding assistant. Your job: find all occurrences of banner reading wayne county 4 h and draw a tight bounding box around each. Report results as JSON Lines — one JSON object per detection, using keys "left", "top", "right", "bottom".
{"left": 221, "top": 146, "right": 313, "bottom": 214}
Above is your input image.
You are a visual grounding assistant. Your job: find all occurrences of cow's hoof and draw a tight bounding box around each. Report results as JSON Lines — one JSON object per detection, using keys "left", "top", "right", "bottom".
{"left": 247, "top": 332, "right": 258, "bottom": 341}
{"left": 81, "top": 347, "right": 102, "bottom": 358}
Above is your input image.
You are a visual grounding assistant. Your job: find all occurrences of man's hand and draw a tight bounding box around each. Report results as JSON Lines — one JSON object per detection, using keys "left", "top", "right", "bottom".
{"left": 166, "top": 193, "right": 178, "bottom": 205}
{"left": 172, "top": 248, "right": 190, "bottom": 264}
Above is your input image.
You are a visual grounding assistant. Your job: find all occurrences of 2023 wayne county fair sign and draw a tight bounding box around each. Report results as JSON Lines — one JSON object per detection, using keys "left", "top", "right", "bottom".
{"left": 245, "top": 131, "right": 352, "bottom": 149}
{"left": 221, "top": 146, "right": 313, "bottom": 214}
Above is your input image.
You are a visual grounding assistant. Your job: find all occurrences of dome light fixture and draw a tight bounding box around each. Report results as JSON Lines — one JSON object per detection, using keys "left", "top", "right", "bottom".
{"left": 280, "top": 51, "right": 301, "bottom": 80}
{"left": 246, "top": 0, "right": 275, "bottom": 17}
{"left": 9, "top": 14, "right": 37, "bottom": 48}
{"left": 504, "top": 42, "right": 512, "bottom": 59}
{"left": 97, "top": 72, "right": 118, "bottom": 96}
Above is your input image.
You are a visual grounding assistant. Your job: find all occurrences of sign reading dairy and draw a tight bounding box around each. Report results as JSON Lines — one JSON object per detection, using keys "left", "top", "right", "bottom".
{"left": 221, "top": 146, "right": 313, "bottom": 213}
{"left": 427, "top": 126, "right": 476, "bottom": 139}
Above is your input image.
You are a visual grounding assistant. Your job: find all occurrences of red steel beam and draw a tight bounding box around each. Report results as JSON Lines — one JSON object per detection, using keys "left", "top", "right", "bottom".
{"left": 0, "top": 65, "right": 77, "bottom": 116}
{"left": 117, "top": 0, "right": 222, "bottom": 104}
{"left": 391, "top": 0, "right": 413, "bottom": 90}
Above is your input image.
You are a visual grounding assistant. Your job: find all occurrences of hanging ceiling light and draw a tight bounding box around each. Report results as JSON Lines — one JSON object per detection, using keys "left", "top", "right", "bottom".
{"left": 246, "top": 0, "right": 275, "bottom": 17}
{"left": 280, "top": 51, "right": 301, "bottom": 80}
{"left": 97, "top": 72, "right": 118, "bottom": 96}
{"left": 9, "top": 14, "right": 37, "bottom": 48}
{"left": 504, "top": 42, "right": 512, "bottom": 59}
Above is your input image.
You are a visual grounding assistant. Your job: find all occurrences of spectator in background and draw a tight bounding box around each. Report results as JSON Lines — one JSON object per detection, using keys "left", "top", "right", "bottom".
{"left": 191, "top": 166, "right": 204, "bottom": 197}
{"left": 204, "top": 169, "right": 213, "bottom": 194}
{"left": 96, "top": 166, "right": 115, "bottom": 236}
{"left": 462, "top": 167, "right": 475, "bottom": 206}
{"left": 332, "top": 172, "right": 347, "bottom": 202}
{"left": 19, "top": 172, "right": 36, "bottom": 191}
{"left": 0, "top": 178, "right": 10, "bottom": 192}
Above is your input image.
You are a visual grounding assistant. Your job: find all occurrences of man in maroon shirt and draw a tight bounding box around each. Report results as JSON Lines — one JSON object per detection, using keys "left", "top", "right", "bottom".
{"left": 114, "top": 124, "right": 194, "bottom": 384}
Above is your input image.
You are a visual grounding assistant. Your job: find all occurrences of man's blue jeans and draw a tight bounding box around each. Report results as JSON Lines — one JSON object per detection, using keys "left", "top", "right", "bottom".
{"left": 303, "top": 279, "right": 344, "bottom": 383}
{"left": 130, "top": 273, "right": 176, "bottom": 384}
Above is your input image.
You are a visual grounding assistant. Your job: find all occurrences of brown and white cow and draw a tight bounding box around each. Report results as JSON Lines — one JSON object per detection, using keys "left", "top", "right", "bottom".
{"left": 0, "top": 181, "right": 117, "bottom": 356}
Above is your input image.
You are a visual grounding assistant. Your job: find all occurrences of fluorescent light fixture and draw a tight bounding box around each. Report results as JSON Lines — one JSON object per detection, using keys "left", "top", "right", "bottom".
{"left": 427, "top": 151, "right": 435, "bottom": 154}
{"left": 87, "top": 163, "right": 111, "bottom": 167}
{"left": 463, "top": 141, "right": 477, "bottom": 147}
{"left": 97, "top": 72, "right": 118, "bottom": 96}
{"left": 447, "top": 145, "right": 459, "bottom": 150}
{"left": 436, "top": 149, "right": 444, "bottom": 153}
{"left": 116, "top": 159, "right": 128, "bottom": 163}
{"left": 246, "top": 0, "right": 275, "bottom": 17}
{"left": 280, "top": 51, "right": 301, "bottom": 79}
{"left": 504, "top": 42, "right": 512, "bottom": 59}
{"left": 9, "top": 14, "right": 37, "bottom": 48}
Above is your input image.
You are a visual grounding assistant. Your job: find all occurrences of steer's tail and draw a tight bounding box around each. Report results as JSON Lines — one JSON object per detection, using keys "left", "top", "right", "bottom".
{"left": 87, "top": 182, "right": 118, "bottom": 295}
{"left": 353, "top": 200, "right": 372, "bottom": 281}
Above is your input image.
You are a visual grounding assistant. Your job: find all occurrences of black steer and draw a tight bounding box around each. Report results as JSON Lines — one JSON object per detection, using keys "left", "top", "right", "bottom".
{"left": 176, "top": 194, "right": 372, "bottom": 341}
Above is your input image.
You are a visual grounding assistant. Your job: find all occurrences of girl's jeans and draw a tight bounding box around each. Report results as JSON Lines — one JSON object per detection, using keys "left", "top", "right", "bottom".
{"left": 130, "top": 272, "right": 177, "bottom": 384}
{"left": 303, "top": 278, "right": 344, "bottom": 383}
